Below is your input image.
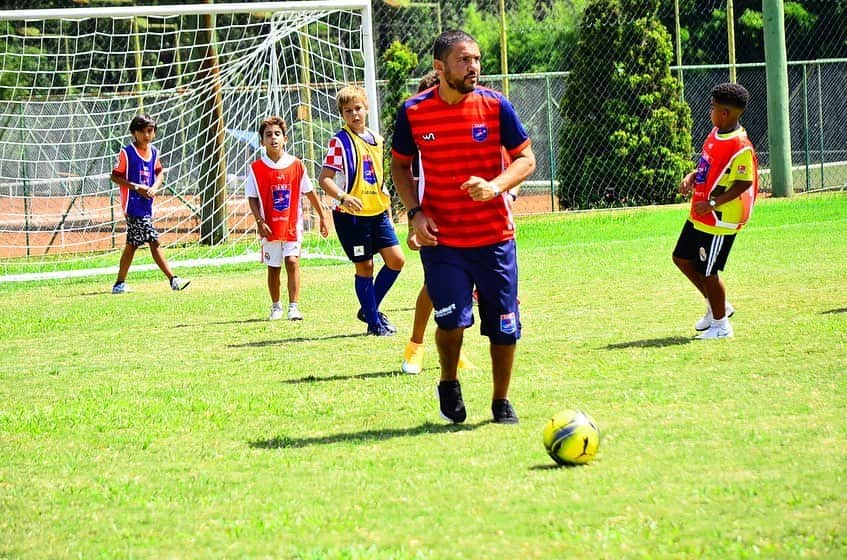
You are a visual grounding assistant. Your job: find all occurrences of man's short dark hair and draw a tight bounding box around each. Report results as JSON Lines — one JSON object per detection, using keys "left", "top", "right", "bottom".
{"left": 711, "top": 82, "right": 750, "bottom": 110}
{"left": 129, "top": 113, "right": 157, "bottom": 132}
{"left": 432, "top": 30, "right": 477, "bottom": 62}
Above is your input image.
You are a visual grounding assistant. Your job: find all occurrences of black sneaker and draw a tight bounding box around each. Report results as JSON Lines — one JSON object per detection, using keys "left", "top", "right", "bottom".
{"left": 491, "top": 399, "right": 519, "bottom": 424}
{"left": 367, "top": 323, "right": 394, "bottom": 337}
{"left": 437, "top": 380, "right": 466, "bottom": 423}
{"left": 357, "top": 309, "right": 397, "bottom": 333}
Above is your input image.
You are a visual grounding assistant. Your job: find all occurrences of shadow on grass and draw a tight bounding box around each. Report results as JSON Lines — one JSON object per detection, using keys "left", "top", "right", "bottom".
{"left": 283, "top": 368, "right": 412, "bottom": 383}
{"left": 249, "top": 421, "right": 486, "bottom": 449}
{"left": 604, "top": 336, "right": 691, "bottom": 349}
{"left": 528, "top": 463, "right": 584, "bottom": 471}
{"left": 821, "top": 307, "right": 847, "bottom": 315}
{"left": 174, "top": 318, "right": 267, "bottom": 327}
{"left": 227, "top": 332, "right": 367, "bottom": 348}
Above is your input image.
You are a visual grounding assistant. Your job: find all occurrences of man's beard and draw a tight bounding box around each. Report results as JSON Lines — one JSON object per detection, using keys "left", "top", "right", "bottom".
{"left": 446, "top": 72, "right": 476, "bottom": 94}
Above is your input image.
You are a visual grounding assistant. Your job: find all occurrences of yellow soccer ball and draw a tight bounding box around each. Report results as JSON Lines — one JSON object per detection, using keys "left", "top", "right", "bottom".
{"left": 542, "top": 409, "right": 600, "bottom": 465}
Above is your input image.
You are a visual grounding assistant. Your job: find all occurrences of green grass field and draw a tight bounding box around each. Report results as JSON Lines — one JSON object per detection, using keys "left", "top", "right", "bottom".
{"left": 1, "top": 195, "right": 845, "bottom": 559}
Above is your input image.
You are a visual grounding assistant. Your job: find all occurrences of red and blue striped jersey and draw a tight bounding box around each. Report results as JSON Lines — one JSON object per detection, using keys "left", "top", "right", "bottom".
{"left": 391, "top": 85, "right": 530, "bottom": 247}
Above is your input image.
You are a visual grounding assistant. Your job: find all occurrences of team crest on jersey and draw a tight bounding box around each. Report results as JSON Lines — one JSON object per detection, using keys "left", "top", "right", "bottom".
{"left": 499, "top": 312, "right": 517, "bottom": 334}
{"left": 472, "top": 124, "right": 488, "bottom": 142}
{"left": 272, "top": 186, "right": 291, "bottom": 211}
{"left": 363, "top": 155, "right": 378, "bottom": 184}
{"left": 695, "top": 155, "right": 710, "bottom": 184}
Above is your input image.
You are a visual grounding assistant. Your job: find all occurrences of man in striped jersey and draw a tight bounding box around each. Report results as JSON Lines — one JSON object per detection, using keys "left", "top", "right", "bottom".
{"left": 391, "top": 30, "right": 536, "bottom": 425}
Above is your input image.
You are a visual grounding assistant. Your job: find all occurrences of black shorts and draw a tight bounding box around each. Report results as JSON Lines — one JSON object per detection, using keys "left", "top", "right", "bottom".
{"left": 673, "top": 220, "right": 736, "bottom": 276}
{"left": 332, "top": 210, "right": 399, "bottom": 263}
{"left": 126, "top": 215, "right": 159, "bottom": 247}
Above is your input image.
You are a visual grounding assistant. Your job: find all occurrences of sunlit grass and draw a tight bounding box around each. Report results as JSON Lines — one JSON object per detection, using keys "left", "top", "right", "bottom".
{"left": 1, "top": 194, "right": 845, "bottom": 559}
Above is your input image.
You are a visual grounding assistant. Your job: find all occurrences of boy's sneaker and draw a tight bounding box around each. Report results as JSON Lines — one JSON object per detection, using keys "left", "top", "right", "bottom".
{"left": 357, "top": 309, "right": 397, "bottom": 333}
{"left": 696, "top": 319, "right": 734, "bottom": 339}
{"left": 367, "top": 323, "right": 394, "bottom": 337}
{"left": 437, "top": 380, "right": 466, "bottom": 423}
{"left": 695, "top": 302, "right": 735, "bottom": 331}
{"left": 269, "top": 304, "right": 283, "bottom": 321}
{"left": 112, "top": 282, "right": 130, "bottom": 294}
{"left": 401, "top": 341, "right": 424, "bottom": 374}
{"left": 491, "top": 399, "right": 519, "bottom": 424}
{"left": 170, "top": 276, "right": 190, "bottom": 291}
{"left": 287, "top": 303, "right": 303, "bottom": 321}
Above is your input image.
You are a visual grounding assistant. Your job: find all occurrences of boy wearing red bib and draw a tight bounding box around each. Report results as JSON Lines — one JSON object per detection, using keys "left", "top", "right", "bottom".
{"left": 247, "top": 116, "right": 328, "bottom": 320}
{"left": 673, "top": 83, "right": 758, "bottom": 339}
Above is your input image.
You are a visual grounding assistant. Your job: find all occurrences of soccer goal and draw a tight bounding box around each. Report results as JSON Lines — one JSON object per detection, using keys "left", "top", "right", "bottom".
{"left": 0, "top": 1, "right": 378, "bottom": 280}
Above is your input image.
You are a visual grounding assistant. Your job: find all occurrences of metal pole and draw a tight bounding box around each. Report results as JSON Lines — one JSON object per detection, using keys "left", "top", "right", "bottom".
{"left": 763, "top": 0, "right": 793, "bottom": 197}
{"left": 132, "top": 16, "right": 144, "bottom": 111}
{"left": 545, "top": 74, "right": 556, "bottom": 211}
{"left": 361, "top": 0, "right": 380, "bottom": 133}
{"left": 727, "top": 0, "right": 736, "bottom": 82}
{"left": 802, "top": 64, "right": 810, "bottom": 192}
{"left": 499, "top": 0, "right": 509, "bottom": 98}
{"left": 674, "top": 0, "right": 683, "bottom": 95}
{"left": 816, "top": 62, "right": 824, "bottom": 190}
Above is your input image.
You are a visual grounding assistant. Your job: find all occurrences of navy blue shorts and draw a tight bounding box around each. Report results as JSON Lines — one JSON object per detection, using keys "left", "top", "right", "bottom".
{"left": 421, "top": 239, "right": 520, "bottom": 345}
{"left": 673, "top": 220, "right": 736, "bottom": 276}
{"left": 332, "top": 210, "right": 399, "bottom": 263}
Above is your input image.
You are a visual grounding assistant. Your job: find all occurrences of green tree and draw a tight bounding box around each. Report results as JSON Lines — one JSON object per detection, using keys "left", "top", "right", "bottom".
{"left": 463, "top": 0, "right": 587, "bottom": 73}
{"left": 557, "top": 0, "right": 692, "bottom": 209}
{"left": 379, "top": 40, "right": 418, "bottom": 215}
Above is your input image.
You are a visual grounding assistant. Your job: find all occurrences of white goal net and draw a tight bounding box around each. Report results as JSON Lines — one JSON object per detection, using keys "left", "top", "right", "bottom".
{"left": 0, "top": 1, "right": 378, "bottom": 280}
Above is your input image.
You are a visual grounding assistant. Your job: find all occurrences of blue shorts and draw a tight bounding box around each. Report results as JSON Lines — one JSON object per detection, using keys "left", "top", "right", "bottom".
{"left": 332, "top": 210, "right": 399, "bottom": 263}
{"left": 421, "top": 239, "right": 520, "bottom": 345}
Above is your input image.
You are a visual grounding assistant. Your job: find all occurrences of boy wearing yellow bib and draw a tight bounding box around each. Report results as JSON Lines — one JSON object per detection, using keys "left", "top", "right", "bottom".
{"left": 673, "top": 83, "right": 758, "bottom": 339}
{"left": 318, "top": 86, "right": 405, "bottom": 337}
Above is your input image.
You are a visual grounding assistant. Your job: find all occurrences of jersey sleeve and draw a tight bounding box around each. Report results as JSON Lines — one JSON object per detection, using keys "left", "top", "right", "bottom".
{"left": 244, "top": 165, "right": 259, "bottom": 198}
{"left": 726, "top": 150, "right": 755, "bottom": 184}
{"left": 112, "top": 149, "right": 127, "bottom": 176}
{"left": 322, "top": 136, "right": 345, "bottom": 171}
{"left": 390, "top": 104, "right": 416, "bottom": 161}
{"left": 299, "top": 160, "right": 314, "bottom": 194}
{"left": 499, "top": 98, "right": 530, "bottom": 155}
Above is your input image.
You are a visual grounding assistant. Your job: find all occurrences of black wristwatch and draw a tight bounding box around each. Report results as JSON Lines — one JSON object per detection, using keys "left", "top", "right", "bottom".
{"left": 407, "top": 206, "right": 423, "bottom": 220}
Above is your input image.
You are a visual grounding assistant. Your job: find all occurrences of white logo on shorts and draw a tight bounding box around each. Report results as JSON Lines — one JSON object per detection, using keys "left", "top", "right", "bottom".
{"left": 699, "top": 247, "right": 707, "bottom": 262}
{"left": 434, "top": 303, "right": 456, "bottom": 318}
{"left": 353, "top": 245, "right": 365, "bottom": 257}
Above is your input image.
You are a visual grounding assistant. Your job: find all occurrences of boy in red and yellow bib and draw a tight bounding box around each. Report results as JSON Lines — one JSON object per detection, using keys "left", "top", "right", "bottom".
{"left": 673, "top": 83, "right": 758, "bottom": 339}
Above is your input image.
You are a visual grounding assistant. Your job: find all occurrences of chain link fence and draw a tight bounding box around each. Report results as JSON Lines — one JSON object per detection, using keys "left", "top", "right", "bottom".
{"left": 376, "top": 0, "right": 847, "bottom": 212}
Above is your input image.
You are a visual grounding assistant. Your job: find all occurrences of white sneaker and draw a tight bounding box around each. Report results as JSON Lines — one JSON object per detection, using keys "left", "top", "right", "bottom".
{"left": 695, "top": 302, "right": 735, "bottom": 331}
{"left": 112, "top": 282, "right": 130, "bottom": 294}
{"left": 269, "top": 304, "right": 283, "bottom": 320}
{"left": 287, "top": 304, "right": 303, "bottom": 321}
{"left": 696, "top": 320, "right": 734, "bottom": 339}
{"left": 170, "top": 276, "right": 190, "bottom": 291}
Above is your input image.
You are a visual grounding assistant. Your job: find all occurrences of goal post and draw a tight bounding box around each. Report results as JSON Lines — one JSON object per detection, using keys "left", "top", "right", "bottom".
{"left": 0, "top": 1, "right": 378, "bottom": 280}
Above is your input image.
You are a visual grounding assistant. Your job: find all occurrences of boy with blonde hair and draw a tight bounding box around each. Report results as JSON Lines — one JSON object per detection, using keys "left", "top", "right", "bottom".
{"left": 319, "top": 86, "right": 405, "bottom": 336}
